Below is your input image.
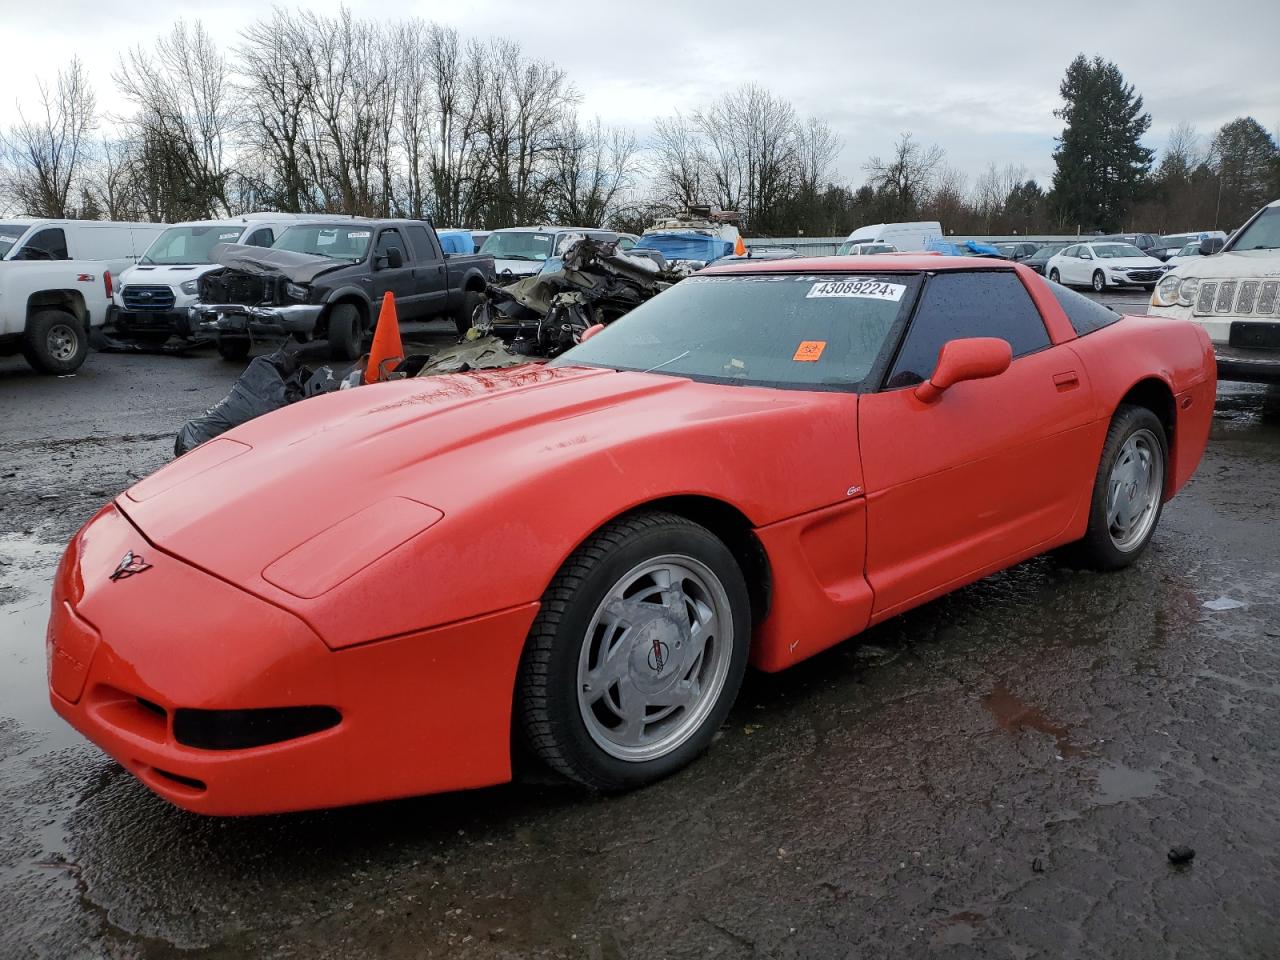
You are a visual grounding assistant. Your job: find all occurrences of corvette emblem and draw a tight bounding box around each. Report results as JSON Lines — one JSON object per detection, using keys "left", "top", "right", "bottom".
{"left": 647, "top": 638, "right": 669, "bottom": 673}
{"left": 109, "top": 551, "right": 152, "bottom": 582}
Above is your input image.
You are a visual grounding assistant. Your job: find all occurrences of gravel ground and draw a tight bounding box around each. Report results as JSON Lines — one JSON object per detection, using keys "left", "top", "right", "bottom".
{"left": 1, "top": 292, "right": 1278, "bottom": 959}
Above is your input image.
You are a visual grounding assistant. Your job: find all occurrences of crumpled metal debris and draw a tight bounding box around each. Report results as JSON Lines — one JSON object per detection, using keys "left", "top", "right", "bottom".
{"left": 469, "top": 236, "right": 674, "bottom": 360}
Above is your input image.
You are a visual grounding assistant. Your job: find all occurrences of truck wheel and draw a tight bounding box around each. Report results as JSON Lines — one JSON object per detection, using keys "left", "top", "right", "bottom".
{"left": 22, "top": 309, "right": 88, "bottom": 375}
{"left": 516, "top": 511, "right": 751, "bottom": 792}
{"left": 216, "top": 336, "right": 251, "bottom": 362}
{"left": 327, "top": 304, "right": 363, "bottom": 361}
{"left": 453, "top": 290, "right": 484, "bottom": 338}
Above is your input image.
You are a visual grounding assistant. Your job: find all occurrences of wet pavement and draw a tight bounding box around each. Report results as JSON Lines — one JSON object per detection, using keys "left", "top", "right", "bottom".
{"left": 2, "top": 298, "right": 1279, "bottom": 959}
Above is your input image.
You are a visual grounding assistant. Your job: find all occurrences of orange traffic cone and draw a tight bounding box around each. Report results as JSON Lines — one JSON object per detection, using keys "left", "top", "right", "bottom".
{"left": 364, "top": 292, "right": 404, "bottom": 383}
{"left": 734, "top": 234, "right": 747, "bottom": 256}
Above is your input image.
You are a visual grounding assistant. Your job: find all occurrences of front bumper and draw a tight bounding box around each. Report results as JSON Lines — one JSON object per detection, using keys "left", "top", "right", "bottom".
{"left": 1212, "top": 344, "right": 1280, "bottom": 383}
{"left": 189, "top": 302, "right": 324, "bottom": 338}
{"left": 109, "top": 305, "right": 195, "bottom": 338}
{"left": 48, "top": 503, "right": 539, "bottom": 815}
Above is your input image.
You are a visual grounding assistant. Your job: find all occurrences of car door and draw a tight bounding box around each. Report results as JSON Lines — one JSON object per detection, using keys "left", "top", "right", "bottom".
{"left": 857, "top": 270, "right": 1098, "bottom": 620}
{"left": 405, "top": 224, "right": 449, "bottom": 318}
{"left": 371, "top": 228, "right": 418, "bottom": 319}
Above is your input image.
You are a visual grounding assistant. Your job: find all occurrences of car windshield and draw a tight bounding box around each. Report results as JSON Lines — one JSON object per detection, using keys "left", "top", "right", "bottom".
{"left": 1178, "top": 242, "right": 1199, "bottom": 257}
{"left": 479, "top": 231, "right": 556, "bottom": 262}
{"left": 1029, "top": 244, "right": 1066, "bottom": 260}
{"left": 551, "top": 272, "right": 920, "bottom": 390}
{"left": 1093, "top": 243, "right": 1145, "bottom": 259}
{"left": 0, "top": 224, "right": 29, "bottom": 259}
{"left": 273, "top": 224, "right": 372, "bottom": 261}
{"left": 140, "top": 225, "right": 246, "bottom": 265}
{"left": 1230, "top": 207, "right": 1280, "bottom": 251}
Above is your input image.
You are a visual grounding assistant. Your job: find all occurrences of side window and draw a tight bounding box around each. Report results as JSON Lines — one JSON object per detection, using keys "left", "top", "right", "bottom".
{"left": 245, "top": 228, "right": 274, "bottom": 247}
{"left": 1046, "top": 282, "right": 1119, "bottom": 336}
{"left": 406, "top": 225, "right": 440, "bottom": 261}
{"left": 1061, "top": 245, "right": 1077, "bottom": 258}
{"left": 886, "top": 272, "right": 1051, "bottom": 389}
{"left": 374, "top": 228, "right": 407, "bottom": 263}
{"left": 18, "top": 227, "right": 69, "bottom": 260}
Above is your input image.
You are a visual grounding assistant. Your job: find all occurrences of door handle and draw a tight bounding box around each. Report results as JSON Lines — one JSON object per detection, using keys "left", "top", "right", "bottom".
{"left": 1053, "top": 371, "right": 1080, "bottom": 391}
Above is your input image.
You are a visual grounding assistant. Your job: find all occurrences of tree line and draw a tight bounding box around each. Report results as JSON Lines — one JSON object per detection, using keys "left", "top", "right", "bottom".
{"left": 2, "top": 16, "right": 1278, "bottom": 238}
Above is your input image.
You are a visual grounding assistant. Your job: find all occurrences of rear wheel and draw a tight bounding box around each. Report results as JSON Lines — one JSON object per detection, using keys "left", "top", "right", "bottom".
{"left": 22, "top": 309, "right": 88, "bottom": 374}
{"left": 517, "top": 511, "right": 751, "bottom": 791}
{"left": 1092, "top": 270, "right": 1106, "bottom": 293}
{"left": 1063, "top": 404, "right": 1167, "bottom": 570}
{"left": 453, "top": 289, "right": 484, "bottom": 338}
{"left": 327, "top": 303, "right": 363, "bottom": 361}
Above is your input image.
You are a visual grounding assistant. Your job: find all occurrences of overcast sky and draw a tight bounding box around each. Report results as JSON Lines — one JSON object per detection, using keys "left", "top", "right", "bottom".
{"left": 5, "top": 0, "right": 1279, "bottom": 189}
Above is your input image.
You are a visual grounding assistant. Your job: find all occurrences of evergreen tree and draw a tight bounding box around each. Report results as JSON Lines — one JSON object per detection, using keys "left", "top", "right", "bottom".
{"left": 1210, "top": 117, "right": 1280, "bottom": 230}
{"left": 1050, "top": 55, "right": 1153, "bottom": 232}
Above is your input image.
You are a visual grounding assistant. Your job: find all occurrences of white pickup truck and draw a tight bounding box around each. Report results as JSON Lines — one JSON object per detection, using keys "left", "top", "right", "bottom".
{"left": 1149, "top": 199, "right": 1280, "bottom": 383}
{"left": 0, "top": 219, "right": 167, "bottom": 374}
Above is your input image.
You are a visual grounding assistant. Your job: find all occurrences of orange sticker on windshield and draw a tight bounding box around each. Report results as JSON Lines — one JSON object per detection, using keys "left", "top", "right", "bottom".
{"left": 793, "top": 340, "right": 826, "bottom": 362}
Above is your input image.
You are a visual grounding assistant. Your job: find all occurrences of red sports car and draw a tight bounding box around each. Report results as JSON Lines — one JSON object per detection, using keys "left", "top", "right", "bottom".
{"left": 47, "top": 258, "right": 1215, "bottom": 815}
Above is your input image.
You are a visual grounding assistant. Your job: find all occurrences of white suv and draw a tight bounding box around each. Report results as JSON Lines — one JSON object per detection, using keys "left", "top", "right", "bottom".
{"left": 1149, "top": 200, "right": 1280, "bottom": 383}
{"left": 112, "top": 214, "right": 327, "bottom": 345}
{"left": 0, "top": 219, "right": 167, "bottom": 373}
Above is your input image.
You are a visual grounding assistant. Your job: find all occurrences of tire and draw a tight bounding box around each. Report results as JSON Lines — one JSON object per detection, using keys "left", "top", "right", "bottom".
{"left": 216, "top": 336, "right": 251, "bottom": 362}
{"left": 21, "top": 309, "right": 88, "bottom": 374}
{"left": 453, "top": 289, "right": 483, "bottom": 338}
{"left": 1092, "top": 271, "right": 1106, "bottom": 293}
{"left": 326, "top": 303, "right": 363, "bottom": 361}
{"left": 1062, "top": 404, "right": 1167, "bottom": 571}
{"left": 1049, "top": 268, "right": 1061, "bottom": 283}
{"left": 517, "top": 511, "right": 751, "bottom": 792}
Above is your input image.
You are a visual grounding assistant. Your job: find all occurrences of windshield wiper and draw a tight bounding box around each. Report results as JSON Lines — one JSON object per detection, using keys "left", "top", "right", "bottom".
{"left": 498, "top": 254, "right": 543, "bottom": 262}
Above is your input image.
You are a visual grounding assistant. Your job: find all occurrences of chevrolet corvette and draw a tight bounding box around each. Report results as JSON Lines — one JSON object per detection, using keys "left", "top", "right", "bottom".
{"left": 47, "top": 257, "right": 1215, "bottom": 815}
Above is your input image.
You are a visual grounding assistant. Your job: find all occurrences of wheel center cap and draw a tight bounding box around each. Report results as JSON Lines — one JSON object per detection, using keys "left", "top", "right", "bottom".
{"left": 630, "top": 617, "right": 684, "bottom": 694}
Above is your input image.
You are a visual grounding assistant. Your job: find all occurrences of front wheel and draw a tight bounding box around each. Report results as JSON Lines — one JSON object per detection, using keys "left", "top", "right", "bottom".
{"left": 452, "top": 289, "right": 484, "bottom": 338}
{"left": 326, "top": 303, "right": 363, "bottom": 361}
{"left": 1049, "top": 268, "right": 1061, "bottom": 283}
{"left": 517, "top": 511, "right": 751, "bottom": 791}
{"left": 1091, "top": 271, "right": 1106, "bottom": 293}
{"left": 1063, "top": 404, "right": 1167, "bottom": 570}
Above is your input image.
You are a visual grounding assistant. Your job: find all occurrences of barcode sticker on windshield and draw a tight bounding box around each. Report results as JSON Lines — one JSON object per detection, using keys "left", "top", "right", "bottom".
{"left": 219, "top": 232, "right": 240, "bottom": 240}
{"left": 806, "top": 279, "right": 905, "bottom": 301}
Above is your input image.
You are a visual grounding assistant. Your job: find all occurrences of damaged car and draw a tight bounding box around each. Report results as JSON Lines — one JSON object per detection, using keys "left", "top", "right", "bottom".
{"left": 50, "top": 255, "right": 1213, "bottom": 815}
{"left": 190, "top": 219, "right": 495, "bottom": 361}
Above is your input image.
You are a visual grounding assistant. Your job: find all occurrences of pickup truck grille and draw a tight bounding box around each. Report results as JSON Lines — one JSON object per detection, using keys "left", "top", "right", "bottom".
{"left": 1194, "top": 279, "right": 1280, "bottom": 317}
{"left": 122, "top": 285, "right": 176, "bottom": 311}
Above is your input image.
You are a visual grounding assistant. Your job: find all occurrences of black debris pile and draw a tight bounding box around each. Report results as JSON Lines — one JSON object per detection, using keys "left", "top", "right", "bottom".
{"left": 174, "top": 350, "right": 347, "bottom": 456}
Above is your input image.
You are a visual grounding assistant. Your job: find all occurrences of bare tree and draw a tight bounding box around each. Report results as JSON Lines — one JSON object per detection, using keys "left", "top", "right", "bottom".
{"left": 1, "top": 58, "right": 96, "bottom": 217}
{"left": 863, "top": 132, "right": 945, "bottom": 220}
{"left": 115, "top": 20, "right": 236, "bottom": 219}
{"left": 651, "top": 112, "right": 705, "bottom": 215}
{"left": 547, "top": 116, "right": 640, "bottom": 225}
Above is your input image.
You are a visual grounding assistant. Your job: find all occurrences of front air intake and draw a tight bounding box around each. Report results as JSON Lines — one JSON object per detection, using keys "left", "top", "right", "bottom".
{"left": 173, "top": 706, "right": 341, "bottom": 750}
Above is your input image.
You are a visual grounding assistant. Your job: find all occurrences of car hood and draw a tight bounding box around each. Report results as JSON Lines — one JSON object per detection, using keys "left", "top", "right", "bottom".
{"left": 1163, "top": 249, "right": 1280, "bottom": 280}
{"left": 113, "top": 364, "right": 859, "bottom": 645}
{"left": 120, "top": 263, "right": 218, "bottom": 284}
{"left": 209, "top": 243, "right": 348, "bottom": 283}
{"left": 1099, "top": 256, "right": 1165, "bottom": 268}
{"left": 493, "top": 258, "right": 542, "bottom": 277}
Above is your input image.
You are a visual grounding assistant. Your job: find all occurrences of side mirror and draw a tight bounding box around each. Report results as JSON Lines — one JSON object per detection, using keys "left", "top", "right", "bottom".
{"left": 386, "top": 247, "right": 404, "bottom": 269}
{"left": 1080, "top": 251, "right": 1093, "bottom": 260}
{"left": 1199, "top": 237, "right": 1225, "bottom": 256}
{"left": 914, "top": 337, "right": 1012, "bottom": 404}
{"left": 579, "top": 323, "right": 605, "bottom": 343}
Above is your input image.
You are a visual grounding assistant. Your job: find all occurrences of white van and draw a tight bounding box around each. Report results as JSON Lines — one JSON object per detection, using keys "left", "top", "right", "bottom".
{"left": 0, "top": 219, "right": 167, "bottom": 374}
{"left": 112, "top": 213, "right": 329, "bottom": 344}
{"left": 1149, "top": 199, "right": 1280, "bottom": 383}
{"left": 837, "top": 221, "right": 943, "bottom": 255}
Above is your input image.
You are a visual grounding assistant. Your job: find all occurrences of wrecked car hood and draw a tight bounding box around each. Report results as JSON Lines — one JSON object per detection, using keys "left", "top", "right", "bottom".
{"left": 209, "top": 243, "right": 347, "bottom": 283}
{"left": 114, "top": 365, "right": 859, "bottom": 645}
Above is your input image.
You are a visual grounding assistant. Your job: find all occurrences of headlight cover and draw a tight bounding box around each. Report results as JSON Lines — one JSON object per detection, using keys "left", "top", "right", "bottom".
{"left": 1154, "top": 273, "right": 1182, "bottom": 306}
{"left": 180, "top": 279, "right": 199, "bottom": 295}
{"left": 1177, "top": 277, "right": 1200, "bottom": 307}
{"left": 285, "top": 282, "right": 309, "bottom": 302}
